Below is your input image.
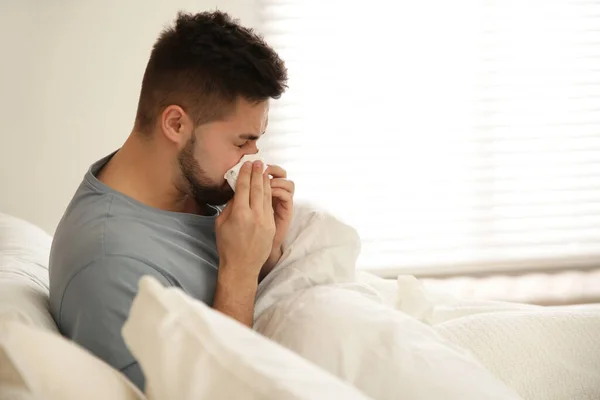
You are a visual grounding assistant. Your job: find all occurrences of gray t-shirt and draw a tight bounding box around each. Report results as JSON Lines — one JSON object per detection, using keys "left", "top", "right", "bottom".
{"left": 49, "top": 153, "right": 220, "bottom": 390}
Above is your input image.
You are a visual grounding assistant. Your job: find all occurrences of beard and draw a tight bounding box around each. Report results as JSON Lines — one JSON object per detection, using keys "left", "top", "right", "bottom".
{"left": 178, "top": 136, "right": 234, "bottom": 207}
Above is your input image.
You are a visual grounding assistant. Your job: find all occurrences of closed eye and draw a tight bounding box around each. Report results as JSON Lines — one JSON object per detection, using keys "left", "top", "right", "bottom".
{"left": 236, "top": 132, "right": 263, "bottom": 149}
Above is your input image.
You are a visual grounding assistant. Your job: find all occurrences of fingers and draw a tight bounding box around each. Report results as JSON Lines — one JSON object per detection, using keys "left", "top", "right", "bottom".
{"left": 233, "top": 162, "right": 289, "bottom": 213}
{"left": 265, "top": 165, "right": 287, "bottom": 179}
{"left": 234, "top": 161, "right": 253, "bottom": 208}
{"left": 263, "top": 169, "right": 273, "bottom": 215}
{"left": 270, "top": 178, "right": 295, "bottom": 196}
{"left": 271, "top": 187, "right": 294, "bottom": 210}
{"left": 250, "top": 161, "right": 265, "bottom": 212}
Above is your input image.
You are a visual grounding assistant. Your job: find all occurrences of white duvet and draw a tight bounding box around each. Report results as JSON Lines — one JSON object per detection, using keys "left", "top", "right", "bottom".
{"left": 254, "top": 204, "right": 600, "bottom": 400}
{"left": 395, "top": 276, "right": 600, "bottom": 400}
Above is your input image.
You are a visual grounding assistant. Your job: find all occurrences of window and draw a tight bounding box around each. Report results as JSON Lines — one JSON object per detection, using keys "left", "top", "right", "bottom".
{"left": 258, "top": 0, "right": 600, "bottom": 276}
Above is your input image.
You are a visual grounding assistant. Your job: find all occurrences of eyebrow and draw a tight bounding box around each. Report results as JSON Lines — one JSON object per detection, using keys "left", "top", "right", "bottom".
{"left": 239, "top": 132, "right": 264, "bottom": 141}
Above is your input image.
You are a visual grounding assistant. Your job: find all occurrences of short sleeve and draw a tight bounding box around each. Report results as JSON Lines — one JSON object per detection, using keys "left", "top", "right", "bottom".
{"left": 57, "top": 255, "right": 172, "bottom": 390}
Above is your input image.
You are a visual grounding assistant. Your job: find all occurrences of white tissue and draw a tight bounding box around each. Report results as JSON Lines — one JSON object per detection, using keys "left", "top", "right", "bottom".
{"left": 224, "top": 152, "right": 267, "bottom": 191}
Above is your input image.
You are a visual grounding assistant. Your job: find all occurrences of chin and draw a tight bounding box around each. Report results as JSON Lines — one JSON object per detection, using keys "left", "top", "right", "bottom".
{"left": 202, "top": 185, "right": 234, "bottom": 207}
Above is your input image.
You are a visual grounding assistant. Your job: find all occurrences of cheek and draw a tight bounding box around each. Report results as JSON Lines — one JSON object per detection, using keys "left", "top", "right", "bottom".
{"left": 220, "top": 154, "right": 243, "bottom": 178}
{"left": 207, "top": 149, "right": 244, "bottom": 182}
{"left": 197, "top": 135, "right": 245, "bottom": 181}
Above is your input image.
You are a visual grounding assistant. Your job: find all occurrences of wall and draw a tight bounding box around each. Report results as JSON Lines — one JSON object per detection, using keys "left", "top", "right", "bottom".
{"left": 0, "top": 0, "right": 260, "bottom": 233}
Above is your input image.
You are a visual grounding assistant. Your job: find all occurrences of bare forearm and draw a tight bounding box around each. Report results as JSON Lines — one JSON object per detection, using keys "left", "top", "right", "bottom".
{"left": 212, "top": 266, "right": 258, "bottom": 328}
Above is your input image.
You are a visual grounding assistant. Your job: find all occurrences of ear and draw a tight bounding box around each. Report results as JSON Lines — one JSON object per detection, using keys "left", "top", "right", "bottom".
{"left": 160, "top": 105, "right": 194, "bottom": 148}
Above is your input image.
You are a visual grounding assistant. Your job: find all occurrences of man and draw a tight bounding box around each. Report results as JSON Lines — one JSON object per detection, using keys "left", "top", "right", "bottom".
{"left": 48, "top": 11, "right": 292, "bottom": 390}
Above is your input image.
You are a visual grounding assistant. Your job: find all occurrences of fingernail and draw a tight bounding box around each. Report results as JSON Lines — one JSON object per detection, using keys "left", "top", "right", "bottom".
{"left": 243, "top": 161, "right": 252, "bottom": 169}
{"left": 254, "top": 160, "right": 263, "bottom": 169}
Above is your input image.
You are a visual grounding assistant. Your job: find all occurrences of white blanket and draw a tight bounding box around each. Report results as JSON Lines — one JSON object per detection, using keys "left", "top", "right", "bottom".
{"left": 254, "top": 205, "right": 521, "bottom": 400}
{"left": 395, "top": 276, "right": 600, "bottom": 400}
{"left": 254, "top": 204, "right": 600, "bottom": 400}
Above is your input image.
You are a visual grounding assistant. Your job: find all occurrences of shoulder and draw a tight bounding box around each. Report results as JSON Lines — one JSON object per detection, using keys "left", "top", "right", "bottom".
{"left": 50, "top": 185, "right": 115, "bottom": 289}
{"left": 49, "top": 187, "right": 176, "bottom": 317}
{"left": 50, "top": 185, "right": 165, "bottom": 284}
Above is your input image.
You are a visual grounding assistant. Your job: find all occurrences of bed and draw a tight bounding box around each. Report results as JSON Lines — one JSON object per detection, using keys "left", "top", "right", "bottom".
{"left": 1, "top": 209, "right": 599, "bottom": 400}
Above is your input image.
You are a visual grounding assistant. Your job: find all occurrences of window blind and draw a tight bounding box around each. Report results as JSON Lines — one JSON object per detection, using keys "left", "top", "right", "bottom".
{"left": 258, "top": 0, "right": 600, "bottom": 276}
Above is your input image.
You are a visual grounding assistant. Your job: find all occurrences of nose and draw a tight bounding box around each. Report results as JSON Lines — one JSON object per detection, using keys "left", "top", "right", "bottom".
{"left": 246, "top": 143, "right": 259, "bottom": 155}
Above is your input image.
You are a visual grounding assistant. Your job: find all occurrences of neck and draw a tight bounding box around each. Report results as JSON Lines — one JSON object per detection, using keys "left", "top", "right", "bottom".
{"left": 98, "top": 131, "right": 202, "bottom": 214}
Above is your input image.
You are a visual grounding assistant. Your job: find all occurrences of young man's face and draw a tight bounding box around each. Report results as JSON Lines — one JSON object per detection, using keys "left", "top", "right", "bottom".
{"left": 177, "top": 98, "right": 269, "bottom": 206}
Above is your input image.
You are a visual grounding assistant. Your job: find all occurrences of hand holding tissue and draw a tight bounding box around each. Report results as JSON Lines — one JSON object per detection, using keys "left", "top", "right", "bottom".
{"left": 224, "top": 152, "right": 268, "bottom": 191}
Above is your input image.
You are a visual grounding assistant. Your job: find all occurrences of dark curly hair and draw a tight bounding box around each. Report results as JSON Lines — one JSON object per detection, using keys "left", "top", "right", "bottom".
{"left": 134, "top": 10, "right": 288, "bottom": 133}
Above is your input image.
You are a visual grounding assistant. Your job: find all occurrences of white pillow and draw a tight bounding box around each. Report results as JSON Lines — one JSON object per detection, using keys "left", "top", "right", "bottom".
{"left": 255, "top": 283, "right": 522, "bottom": 400}
{"left": 0, "top": 320, "right": 145, "bottom": 400}
{"left": 0, "top": 213, "right": 57, "bottom": 332}
{"left": 122, "top": 276, "right": 371, "bottom": 400}
{"left": 0, "top": 282, "right": 58, "bottom": 333}
{"left": 0, "top": 212, "right": 52, "bottom": 268}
